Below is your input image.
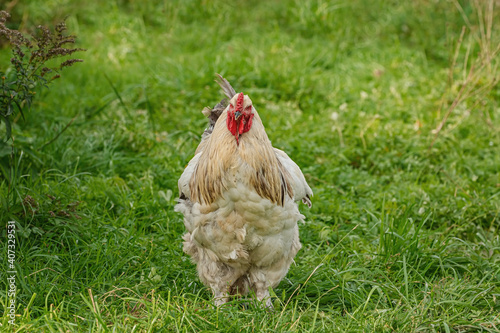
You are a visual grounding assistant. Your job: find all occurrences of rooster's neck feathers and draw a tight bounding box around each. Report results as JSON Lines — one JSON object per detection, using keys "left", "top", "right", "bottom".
{"left": 190, "top": 108, "right": 293, "bottom": 206}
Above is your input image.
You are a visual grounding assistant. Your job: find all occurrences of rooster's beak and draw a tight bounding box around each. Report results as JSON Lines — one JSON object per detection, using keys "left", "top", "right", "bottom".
{"left": 234, "top": 111, "right": 242, "bottom": 120}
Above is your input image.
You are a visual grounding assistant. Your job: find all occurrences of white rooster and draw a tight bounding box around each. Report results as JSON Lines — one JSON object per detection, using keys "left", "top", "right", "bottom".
{"left": 175, "top": 75, "right": 312, "bottom": 308}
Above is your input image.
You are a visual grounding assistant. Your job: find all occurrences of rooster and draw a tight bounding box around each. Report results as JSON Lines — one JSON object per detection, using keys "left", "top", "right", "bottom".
{"left": 175, "top": 74, "right": 312, "bottom": 308}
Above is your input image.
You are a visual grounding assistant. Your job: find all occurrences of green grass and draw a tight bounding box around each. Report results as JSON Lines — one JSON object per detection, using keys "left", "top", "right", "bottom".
{"left": 1, "top": 0, "right": 499, "bottom": 331}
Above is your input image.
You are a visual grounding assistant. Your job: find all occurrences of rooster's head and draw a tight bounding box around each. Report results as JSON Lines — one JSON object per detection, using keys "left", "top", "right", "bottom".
{"left": 226, "top": 92, "right": 254, "bottom": 145}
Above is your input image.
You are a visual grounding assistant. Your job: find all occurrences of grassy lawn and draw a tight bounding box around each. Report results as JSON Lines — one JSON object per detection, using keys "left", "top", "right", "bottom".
{"left": 1, "top": 0, "right": 499, "bottom": 331}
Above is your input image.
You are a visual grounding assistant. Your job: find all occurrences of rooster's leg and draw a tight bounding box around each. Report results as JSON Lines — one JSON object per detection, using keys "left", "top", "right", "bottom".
{"left": 256, "top": 287, "right": 273, "bottom": 309}
{"left": 211, "top": 285, "right": 229, "bottom": 307}
{"left": 198, "top": 259, "right": 241, "bottom": 307}
{"left": 248, "top": 271, "right": 275, "bottom": 310}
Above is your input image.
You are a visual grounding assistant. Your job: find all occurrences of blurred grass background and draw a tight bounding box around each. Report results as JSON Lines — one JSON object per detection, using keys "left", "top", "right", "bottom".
{"left": 0, "top": 0, "right": 499, "bottom": 331}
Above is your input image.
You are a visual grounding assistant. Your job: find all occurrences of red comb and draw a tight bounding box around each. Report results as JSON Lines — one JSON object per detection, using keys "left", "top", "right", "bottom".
{"left": 235, "top": 92, "right": 244, "bottom": 111}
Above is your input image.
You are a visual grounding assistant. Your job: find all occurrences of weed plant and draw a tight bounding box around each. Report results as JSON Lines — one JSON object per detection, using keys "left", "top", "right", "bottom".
{"left": 0, "top": 11, "right": 84, "bottom": 142}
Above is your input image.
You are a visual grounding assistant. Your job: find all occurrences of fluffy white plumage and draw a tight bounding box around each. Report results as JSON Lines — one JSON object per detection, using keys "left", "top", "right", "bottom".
{"left": 175, "top": 75, "right": 312, "bottom": 308}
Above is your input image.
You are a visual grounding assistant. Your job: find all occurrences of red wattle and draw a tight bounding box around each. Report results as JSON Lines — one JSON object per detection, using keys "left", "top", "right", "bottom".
{"left": 226, "top": 109, "right": 253, "bottom": 145}
{"left": 238, "top": 118, "right": 245, "bottom": 135}
{"left": 227, "top": 113, "right": 237, "bottom": 136}
{"left": 243, "top": 114, "right": 254, "bottom": 133}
